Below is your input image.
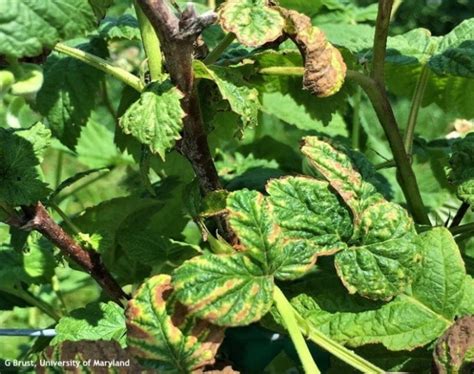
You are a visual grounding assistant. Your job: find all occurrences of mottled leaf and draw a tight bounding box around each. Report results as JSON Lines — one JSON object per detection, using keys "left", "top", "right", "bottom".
{"left": 52, "top": 302, "right": 126, "bottom": 346}
{"left": 291, "top": 228, "right": 467, "bottom": 350}
{"left": 119, "top": 81, "right": 185, "bottom": 160}
{"left": 127, "top": 275, "right": 225, "bottom": 371}
{"left": 228, "top": 187, "right": 335, "bottom": 280}
{"left": 194, "top": 61, "right": 260, "bottom": 130}
{"left": 117, "top": 228, "right": 200, "bottom": 274}
{"left": 227, "top": 189, "right": 282, "bottom": 270}
{"left": 0, "top": 0, "right": 99, "bottom": 58}
{"left": 172, "top": 253, "right": 274, "bottom": 326}
{"left": 266, "top": 176, "right": 352, "bottom": 249}
{"left": 218, "top": 0, "right": 285, "bottom": 47}
{"left": 301, "top": 136, "right": 383, "bottom": 221}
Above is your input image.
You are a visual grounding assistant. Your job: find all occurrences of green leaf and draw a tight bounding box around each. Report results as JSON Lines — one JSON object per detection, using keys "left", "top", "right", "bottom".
{"left": 458, "top": 276, "right": 474, "bottom": 316}
{"left": 76, "top": 119, "right": 132, "bottom": 168}
{"left": 172, "top": 253, "right": 274, "bottom": 326}
{"left": 119, "top": 81, "right": 185, "bottom": 160}
{"left": 383, "top": 19, "right": 474, "bottom": 118}
{"left": 218, "top": 0, "right": 285, "bottom": 47}
{"left": 266, "top": 176, "right": 352, "bottom": 250}
{"left": 194, "top": 61, "right": 260, "bottom": 130}
{"left": 291, "top": 228, "right": 468, "bottom": 350}
{"left": 216, "top": 152, "right": 279, "bottom": 182}
{"left": 14, "top": 122, "right": 51, "bottom": 162}
{"left": 0, "top": 0, "right": 99, "bottom": 58}
{"left": 99, "top": 15, "right": 141, "bottom": 41}
{"left": 0, "top": 234, "right": 54, "bottom": 286}
{"left": 448, "top": 133, "right": 474, "bottom": 205}
{"left": 52, "top": 301, "right": 126, "bottom": 346}
{"left": 0, "top": 127, "right": 50, "bottom": 206}
{"left": 35, "top": 39, "right": 106, "bottom": 148}
{"left": 88, "top": 0, "right": 113, "bottom": 19}
{"left": 127, "top": 275, "right": 225, "bottom": 371}
{"left": 117, "top": 228, "right": 200, "bottom": 274}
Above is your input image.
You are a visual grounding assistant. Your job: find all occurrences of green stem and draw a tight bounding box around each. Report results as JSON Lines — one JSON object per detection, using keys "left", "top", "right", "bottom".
{"left": 203, "top": 33, "right": 236, "bottom": 65}
{"left": 140, "top": 146, "right": 156, "bottom": 196}
{"left": 134, "top": 1, "right": 164, "bottom": 82}
{"left": 273, "top": 287, "right": 320, "bottom": 374}
{"left": 352, "top": 88, "right": 362, "bottom": 150}
{"left": 347, "top": 70, "right": 431, "bottom": 225}
{"left": 450, "top": 222, "right": 474, "bottom": 236}
{"left": 375, "top": 159, "right": 396, "bottom": 170}
{"left": 54, "top": 42, "right": 143, "bottom": 92}
{"left": 2, "top": 285, "right": 61, "bottom": 322}
{"left": 404, "top": 65, "right": 430, "bottom": 155}
{"left": 55, "top": 151, "right": 64, "bottom": 189}
{"left": 49, "top": 202, "right": 82, "bottom": 236}
{"left": 208, "top": 0, "right": 216, "bottom": 9}
{"left": 56, "top": 170, "right": 110, "bottom": 204}
{"left": 294, "top": 313, "right": 384, "bottom": 373}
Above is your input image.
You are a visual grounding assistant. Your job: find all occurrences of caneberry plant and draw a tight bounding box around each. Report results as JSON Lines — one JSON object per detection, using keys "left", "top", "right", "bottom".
{"left": 0, "top": 0, "right": 473, "bottom": 373}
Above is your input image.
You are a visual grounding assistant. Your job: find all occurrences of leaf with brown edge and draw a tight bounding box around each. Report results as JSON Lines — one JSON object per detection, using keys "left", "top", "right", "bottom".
{"left": 301, "top": 136, "right": 384, "bottom": 224}
{"left": 218, "top": 0, "right": 285, "bottom": 47}
{"left": 280, "top": 8, "right": 346, "bottom": 97}
{"left": 227, "top": 188, "right": 324, "bottom": 280}
{"left": 37, "top": 340, "right": 146, "bottom": 373}
{"left": 433, "top": 316, "right": 474, "bottom": 374}
{"left": 226, "top": 189, "right": 283, "bottom": 270}
{"left": 172, "top": 253, "right": 274, "bottom": 327}
{"left": 126, "top": 275, "right": 225, "bottom": 372}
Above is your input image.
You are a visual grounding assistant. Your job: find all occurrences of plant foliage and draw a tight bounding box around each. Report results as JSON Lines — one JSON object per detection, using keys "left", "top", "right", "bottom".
{"left": 0, "top": 0, "right": 473, "bottom": 372}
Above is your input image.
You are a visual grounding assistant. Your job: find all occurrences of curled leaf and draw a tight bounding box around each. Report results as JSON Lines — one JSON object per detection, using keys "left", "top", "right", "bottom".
{"left": 218, "top": 0, "right": 285, "bottom": 47}
{"left": 280, "top": 9, "right": 346, "bottom": 97}
{"left": 127, "top": 275, "right": 225, "bottom": 371}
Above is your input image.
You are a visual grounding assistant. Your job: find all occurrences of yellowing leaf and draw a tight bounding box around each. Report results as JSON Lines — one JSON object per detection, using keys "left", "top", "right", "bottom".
{"left": 127, "top": 275, "right": 225, "bottom": 371}
{"left": 119, "top": 81, "right": 185, "bottom": 160}
{"left": 219, "top": 0, "right": 285, "bottom": 47}
{"left": 172, "top": 253, "right": 274, "bottom": 326}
